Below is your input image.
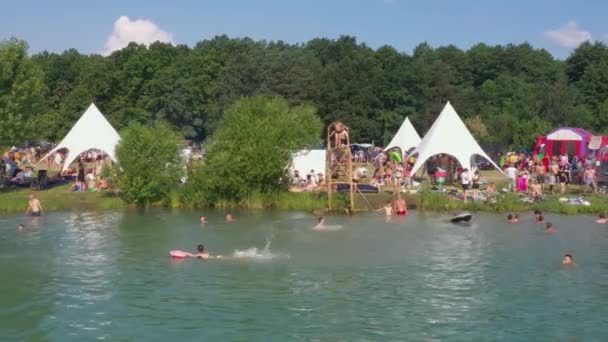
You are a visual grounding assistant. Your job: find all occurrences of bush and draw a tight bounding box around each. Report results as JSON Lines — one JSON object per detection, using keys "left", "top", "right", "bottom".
{"left": 115, "top": 122, "right": 183, "bottom": 205}
{"left": 183, "top": 95, "right": 322, "bottom": 204}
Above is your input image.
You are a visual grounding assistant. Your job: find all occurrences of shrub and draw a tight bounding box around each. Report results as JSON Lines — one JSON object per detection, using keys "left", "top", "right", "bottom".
{"left": 115, "top": 122, "right": 183, "bottom": 205}
{"left": 186, "top": 95, "right": 322, "bottom": 204}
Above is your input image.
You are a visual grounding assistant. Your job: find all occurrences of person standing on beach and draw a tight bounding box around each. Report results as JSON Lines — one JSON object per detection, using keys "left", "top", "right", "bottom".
{"left": 26, "top": 194, "right": 43, "bottom": 216}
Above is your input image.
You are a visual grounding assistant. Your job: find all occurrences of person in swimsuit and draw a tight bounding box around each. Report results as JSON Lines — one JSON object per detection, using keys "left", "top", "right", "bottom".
{"left": 26, "top": 194, "right": 43, "bottom": 216}
{"left": 376, "top": 201, "right": 393, "bottom": 217}
{"left": 393, "top": 193, "right": 407, "bottom": 216}
{"left": 536, "top": 214, "right": 544, "bottom": 224}
{"left": 314, "top": 216, "right": 326, "bottom": 230}
{"left": 225, "top": 213, "right": 234, "bottom": 222}
{"left": 562, "top": 254, "right": 574, "bottom": 267}
{"left": 186, "top": 244, "right": 222, "bottom": 259}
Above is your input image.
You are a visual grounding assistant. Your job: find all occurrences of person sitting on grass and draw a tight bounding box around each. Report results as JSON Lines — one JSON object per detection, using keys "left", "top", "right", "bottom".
{"left": 11, "top": 166, "right": 33, "bottom": 183}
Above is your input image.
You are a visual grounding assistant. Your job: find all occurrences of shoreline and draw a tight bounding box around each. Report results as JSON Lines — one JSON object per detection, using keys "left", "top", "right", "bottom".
{"left": 1, "top": 184, "right": 606, "bottom": 216}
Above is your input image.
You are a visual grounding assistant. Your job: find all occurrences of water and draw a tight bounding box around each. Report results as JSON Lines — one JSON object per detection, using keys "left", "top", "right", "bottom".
{"left": 1, "top": 210, "right": 608, "bottom": 341}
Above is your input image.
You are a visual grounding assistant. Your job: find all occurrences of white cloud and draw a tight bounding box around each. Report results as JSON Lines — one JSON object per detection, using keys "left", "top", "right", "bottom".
{"left": 102, "top": 16, "right": 173, "bottom": 55}
{"left": 543, "top": 21, "right": 592, "bottom": 48}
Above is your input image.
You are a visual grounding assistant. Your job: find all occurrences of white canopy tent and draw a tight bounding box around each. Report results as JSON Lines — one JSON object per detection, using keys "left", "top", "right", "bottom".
{"left": 290, "top": 149, "right": 326, "bottom": 176}
{"left": 384, "top": 117, "right": 421, "bottom": 152}
{"left": 409, "top": 101, "right": 501, "bottom": 176}
{"left": 41, "top": 103, "right": 120, "bottom": 172}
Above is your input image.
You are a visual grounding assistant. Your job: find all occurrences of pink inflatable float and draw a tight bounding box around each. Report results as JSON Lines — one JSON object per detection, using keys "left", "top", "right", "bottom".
{"left": 169, "top": 250, "right": 189, "bottom": 258}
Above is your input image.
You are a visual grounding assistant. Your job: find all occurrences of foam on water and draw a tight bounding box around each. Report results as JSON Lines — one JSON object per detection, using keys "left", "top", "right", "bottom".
{"left": 231, "top": 234, "right": 288, "bottom": 260}
{"left": 314, "top": 224, "right": 344, "bottom": 231}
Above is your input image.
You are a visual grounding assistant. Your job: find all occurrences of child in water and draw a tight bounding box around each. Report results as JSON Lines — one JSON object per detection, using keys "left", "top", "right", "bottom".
{"left": 507, "top": 214, "right": 519, "bottom": 224}
{"left": 199, "top": 216, "right": 207, "bottom": 224}
{"left": 314, "top": 216, "right": 325, "bottom": 230}
{"left": 596, "top": 214, "right": 607, "bottom": 224}
{"left": 545, "top": 222, "right": 556, "bottom": 233}
{"left": 562, "top": 254, "right": 574, "bottom": 266}
{"left": 376, "top": 201, "right": 393, "bottom": 217}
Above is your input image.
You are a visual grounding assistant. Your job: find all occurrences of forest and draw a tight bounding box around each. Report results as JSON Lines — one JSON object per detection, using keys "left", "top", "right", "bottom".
{"left": 1, "top": 35, "right": 608, "bottom": 149}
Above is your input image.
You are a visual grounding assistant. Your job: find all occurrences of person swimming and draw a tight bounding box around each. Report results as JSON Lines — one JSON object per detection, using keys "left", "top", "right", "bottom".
{"left": 225, "top": 213, "right": 234, "bottom": 222}
{"left": 536, "top": 214, "right": 544, "bottom": 224}
{"left": 534, "top": 210, "right": 542, "bottom": 222}
{"left": 562, "top": 254, "right": 574, "bottom": 266}
{"left": 17, "top": 224, "right": 24, "bottom": 232}
{"left": 314, "top": 216, "right": 325, "bottom": 230}
{"left": 507, "top": 213, "right": 519, "bottom": 224}
{"left": 545, "top": 222, "right": 556, "bottom": 233}
{"left": 596, "top": 214, "right": 607, "bottom": 224}
{"left": 199, "top": 216, "right": 207, "bottom": 224}
{"left": 185, "top": 244, "right": 222, "bottom": 259}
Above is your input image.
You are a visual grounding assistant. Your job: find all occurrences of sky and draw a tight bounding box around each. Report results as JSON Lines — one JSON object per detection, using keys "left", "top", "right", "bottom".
{"left": 1, "top": 0, "right": 606, "bottom": 59}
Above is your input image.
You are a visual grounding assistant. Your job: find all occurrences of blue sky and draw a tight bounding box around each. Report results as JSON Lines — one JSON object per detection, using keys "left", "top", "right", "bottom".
{"left": 1, "top": 0, "right": 606, "bottom": 58}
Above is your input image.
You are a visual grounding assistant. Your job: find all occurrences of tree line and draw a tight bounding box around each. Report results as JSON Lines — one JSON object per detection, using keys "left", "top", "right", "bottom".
{"left": 2, "top": 35, "right": 608, "bottom": 149}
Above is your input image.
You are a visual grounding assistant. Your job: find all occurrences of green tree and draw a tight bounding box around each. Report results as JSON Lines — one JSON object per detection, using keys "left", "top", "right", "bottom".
{"left": 115, "top": 122, "right": 183, "bottom": 205}
{"left": 0, "top": 38, "right": 46, "bottom": 145}
{"left": 192, "top": 96, "right": 321, "bottom": 203}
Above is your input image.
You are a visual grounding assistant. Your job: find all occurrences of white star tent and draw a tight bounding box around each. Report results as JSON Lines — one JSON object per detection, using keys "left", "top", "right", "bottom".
{"left": 409, "top": 101, "right": 501, "bottom": 175}
{"left": 384, "top": 117, "right": 421, "bottom": 152}
{"left": 41, "top": 103, "right": 120, "bottom": 171}
{"left": 290, "top": 149, "right": 326, "bottom": 176}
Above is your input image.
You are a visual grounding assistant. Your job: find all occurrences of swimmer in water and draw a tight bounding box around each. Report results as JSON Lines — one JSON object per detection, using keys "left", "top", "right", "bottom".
{"left": 507, "top": 213, "right": 519, "bottom": 224}
{"left": 314, "top": 216, "right": 325, "bottom": 230}
{"left": 536, "top": 214, "right": 544, "bottom": 224}
{"left": 545, "top": 222, "right": 556, "bottom": 233}
{"left": 376, "top": 201, "right": 393, "bottom": 217}
{"left": 562, "top": 254, "right": 574, "bottom": 266}
{"left": 186, "top": 244, "right": 222, "bottom": 259}
{"left": 534, "top": 210, "right": 541, "bottom": 222}
{"left": 225, "top": 213, "right": 234, "bottom": 222}
{"left": 199, "top": 216, "right": 207, "bottom": 224}
{"left": 17, "top": 224, "right": 24, "bottom": 232}
{"left": 596, "top": 214, "right": 607, "bottom": 224}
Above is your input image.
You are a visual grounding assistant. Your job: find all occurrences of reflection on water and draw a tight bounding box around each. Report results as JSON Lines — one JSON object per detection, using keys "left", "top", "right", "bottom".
{"left": 1, "top": 210, "right": 608, "bottom": 340}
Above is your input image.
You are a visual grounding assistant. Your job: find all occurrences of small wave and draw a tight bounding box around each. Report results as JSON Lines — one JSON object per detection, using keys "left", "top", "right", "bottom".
{"left": 231, "top": 247, "right": 287, "bottom": 260}
{"left": 314, "top": 224, "right": 344, "bottom": 231}
{"left": 286, "top": 212, "right": 309, "bottom": 220}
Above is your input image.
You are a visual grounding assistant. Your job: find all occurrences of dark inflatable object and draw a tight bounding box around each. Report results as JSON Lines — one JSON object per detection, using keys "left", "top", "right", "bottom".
{"left": 450, "top": 213, "right": 472, "bottom": 223}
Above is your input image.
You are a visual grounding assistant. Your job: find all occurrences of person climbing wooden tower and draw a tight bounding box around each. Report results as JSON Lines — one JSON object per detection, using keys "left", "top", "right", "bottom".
{"left": 326, "top": 121, "right": 354, "bottom": 211}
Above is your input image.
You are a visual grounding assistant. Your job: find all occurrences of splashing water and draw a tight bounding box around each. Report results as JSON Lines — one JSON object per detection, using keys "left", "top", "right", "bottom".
{"left": 231, "top": 232, "right": 288, "bottom": 260}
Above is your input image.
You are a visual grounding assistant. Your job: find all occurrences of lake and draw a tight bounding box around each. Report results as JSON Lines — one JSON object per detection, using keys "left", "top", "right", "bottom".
{"left": 1, "top": 209, "right": 608, "bottom": 341}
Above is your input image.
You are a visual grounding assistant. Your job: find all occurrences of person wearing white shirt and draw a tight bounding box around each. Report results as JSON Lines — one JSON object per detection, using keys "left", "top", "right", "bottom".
{"left": 460, "top": 168, "right": 471, "bottom": 202}
{"left": 505, "top": 164, "right": 518, "bottom": 192}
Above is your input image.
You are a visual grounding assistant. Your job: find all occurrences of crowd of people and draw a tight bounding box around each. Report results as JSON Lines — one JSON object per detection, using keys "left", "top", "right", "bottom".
{"left": 498, "top": 151, "right": 599, "bottom": 198}
{"left": 1, "top": 144, "right": 112, "bottom": 193}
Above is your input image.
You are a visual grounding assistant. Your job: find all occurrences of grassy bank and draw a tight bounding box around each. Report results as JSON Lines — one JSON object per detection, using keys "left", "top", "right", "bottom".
{"left": 1, "top": 183, "right": 607, "bottom": 216}
{"left": 0, "top": 185, "right": 125, "bottom": 214}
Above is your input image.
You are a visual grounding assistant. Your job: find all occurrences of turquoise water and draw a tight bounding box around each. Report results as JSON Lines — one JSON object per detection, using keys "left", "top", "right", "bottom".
{"left": 1, "top": 210, "right": 608, "bottom": 341}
